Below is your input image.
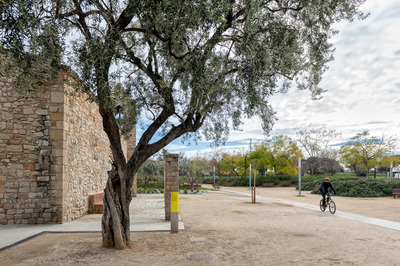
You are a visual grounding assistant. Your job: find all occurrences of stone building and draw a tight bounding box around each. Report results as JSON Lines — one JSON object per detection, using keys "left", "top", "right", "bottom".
{"left": 0, "top": 76, "right": 136, "bottom": 225}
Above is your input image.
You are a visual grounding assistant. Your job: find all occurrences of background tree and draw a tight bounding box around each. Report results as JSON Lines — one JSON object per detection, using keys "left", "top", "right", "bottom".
{"left": 137, "top": 160, "right": 164, "bottom": 188}
{"left": 220, "top": 153, "right": 242, "bottom": 176}
{"left": 295, "top": 126, "right": 341, "bottom": 175}
{"left": 1, "top": 0, "right": 367, "bottom": 249}
{"left": 179, "top": 157, "right": 197, "bottom": 190}
{"left": 250, "top": 135, "right": 303, "bottom": 176}
{"left": 208, "top": 152, "right": 223, "bottom": 177}
{"left": 301, "top": 157, "right": 342, "bottom": 176}
{"left": 191, "top": 155, "right": 211, "bottom": 177}
{"left": 236, "top": 150, "right": 251, "bottom": 177}
{"left": 339, "top": 131, "right": 398, "bottom": 178}
{"left": 376, "top": 155, "right": 400, "bottom": 174}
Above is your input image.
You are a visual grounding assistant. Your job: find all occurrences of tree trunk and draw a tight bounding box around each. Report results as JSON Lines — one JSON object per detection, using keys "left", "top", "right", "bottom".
{"left": 132, "top": 174, "right": 137, "bottom": 197}
{"left": 102, "top": 165, "right": 132, "bottom": 249}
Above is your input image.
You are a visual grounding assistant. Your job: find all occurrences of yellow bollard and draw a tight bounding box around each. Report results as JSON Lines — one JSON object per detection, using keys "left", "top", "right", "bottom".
{"left": 171, "top": 192, "right": 179, "bottom": 233}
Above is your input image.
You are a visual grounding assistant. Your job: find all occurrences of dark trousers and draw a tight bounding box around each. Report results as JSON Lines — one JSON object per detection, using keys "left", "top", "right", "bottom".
{"left": 321, "top": 193, "right": 327, "bottom": 206}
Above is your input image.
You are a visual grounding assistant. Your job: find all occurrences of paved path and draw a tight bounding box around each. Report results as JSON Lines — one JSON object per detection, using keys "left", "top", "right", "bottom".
{"left": 0, "top": 194, "right": 184, "bottom": 251}
{"left": 221, "top": 189, "right": 400, "bottom": 231}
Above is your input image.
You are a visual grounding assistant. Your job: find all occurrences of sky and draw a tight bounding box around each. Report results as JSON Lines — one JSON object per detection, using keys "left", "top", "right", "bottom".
{"left": 142, "top": 0, "right": 400, "bottom": 158}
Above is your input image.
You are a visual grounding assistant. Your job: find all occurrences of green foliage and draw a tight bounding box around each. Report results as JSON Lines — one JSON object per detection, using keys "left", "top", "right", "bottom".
{"left": 204, "top": 174, "right": 299, "bottom": 186}
{"left": 0, "top": 1, "right": 65, "bottom": 92}
{"left": 136, "top": 187, "right": 164, "bottom": 194}
{"left": 249, "top": 135, "right": 303, "bottom": 176}
{"left": 339, "top": 131, "right": 398, "bottom": 177}
{"left": 220, "top": 154, "right": 244, "bottom": 176}
{"left": 137, "top": 160, "right": 164, "bottom": 188}
{"left": 184, "top": 189, "right": 188, "bottom": 194}
{"left": 1, "top": 1, "right": 368, "bottom": 159}
{"left": 304, "top": 178, "right": 400, "bottom": 197}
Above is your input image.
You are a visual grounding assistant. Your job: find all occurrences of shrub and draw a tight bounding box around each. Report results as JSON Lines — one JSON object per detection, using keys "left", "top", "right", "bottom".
{"left": 204, "top": 174, "right": 302, "bottom": 187}
{"left": 308, "top": 178, "right": 400, "bottom": 197}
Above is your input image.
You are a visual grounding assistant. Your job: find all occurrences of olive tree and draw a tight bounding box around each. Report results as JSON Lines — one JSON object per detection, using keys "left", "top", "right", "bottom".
{"left": 0, "top": 0, "right": 367, "bottom": 249}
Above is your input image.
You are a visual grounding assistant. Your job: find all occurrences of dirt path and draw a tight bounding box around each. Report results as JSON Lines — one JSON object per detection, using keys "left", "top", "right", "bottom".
{"left": 1, "top": 187, "right": 400, "bottom": 265}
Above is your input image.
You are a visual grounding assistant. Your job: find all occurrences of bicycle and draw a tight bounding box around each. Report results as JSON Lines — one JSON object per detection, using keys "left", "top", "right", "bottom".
{"left": 320, "top": 192, "right": 336, "bottom": 214}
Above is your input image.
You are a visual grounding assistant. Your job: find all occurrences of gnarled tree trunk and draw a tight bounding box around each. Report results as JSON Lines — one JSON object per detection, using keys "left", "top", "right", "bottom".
{"left": 101, "top": 164, "right": 132, "bottom": 249}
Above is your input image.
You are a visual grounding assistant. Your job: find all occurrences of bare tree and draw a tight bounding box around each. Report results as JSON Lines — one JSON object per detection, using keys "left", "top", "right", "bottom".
{"left": 296, "top": 126, "right": 341, "bottom": 175}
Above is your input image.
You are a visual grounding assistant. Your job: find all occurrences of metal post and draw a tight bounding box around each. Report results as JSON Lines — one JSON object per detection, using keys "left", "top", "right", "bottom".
{"left": 213, "top": 166, "right": 216, "bottom": 185}
{"left": 298, "top": 157, "right": 302, "bottom": 196}
{"left": 252, "top": 166, "right": 256, "bottom": 203}
{"left": 390, "top": 161, "right": 393, "bottom": 179}
{"left": 249, "top": 163, "right": 252, "bottom": 190}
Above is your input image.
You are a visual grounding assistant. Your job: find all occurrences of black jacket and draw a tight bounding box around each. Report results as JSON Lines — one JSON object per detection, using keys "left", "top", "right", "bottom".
{"left": 319, "top": 181, "right": 337, "bottom": 195}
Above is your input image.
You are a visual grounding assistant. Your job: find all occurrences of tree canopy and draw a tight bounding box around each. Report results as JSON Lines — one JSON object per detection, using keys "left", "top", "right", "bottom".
{"left": 339, "top": 130, "right": 398, "bottom": 178}
{"left": 249, "top": 135, "right": 302, "bottom": 176}
{"left": 0, "top": 0, "right": 367, "bottom": 249}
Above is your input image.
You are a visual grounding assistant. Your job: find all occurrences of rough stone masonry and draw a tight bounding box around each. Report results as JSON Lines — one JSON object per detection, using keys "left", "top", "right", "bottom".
{"left": 0, "top": 76, "right": 135, "bottom": 225}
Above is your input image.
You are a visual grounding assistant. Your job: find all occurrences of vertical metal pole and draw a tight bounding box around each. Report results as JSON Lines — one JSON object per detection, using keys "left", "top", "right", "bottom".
{"left": 249, "top": 163, "right": 252, "bottom": 190}
{"left": 298, "top": 157, "right": 302, "bottom": 196}
{"left": 390, "top": 161, "right": 393, "bottom": 179}
{"left": 213, "top": 166, "right": 216, "bottom": 185}
{"left": 253, "top": 167, "right": 257, "bottom": 203}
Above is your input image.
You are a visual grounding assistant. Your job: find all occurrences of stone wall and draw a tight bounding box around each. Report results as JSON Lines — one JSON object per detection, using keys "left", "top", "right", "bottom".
{"left": 63, "top": 85, "right": 129, "bottom": 222}
{"left": 0, "top": 77, "right": 56, "bottom": 224}
{"left": 0, "top": 76, "right": 135, "bottom": 225}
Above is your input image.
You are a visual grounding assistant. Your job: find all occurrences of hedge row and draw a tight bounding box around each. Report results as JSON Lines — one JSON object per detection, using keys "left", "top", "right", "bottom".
{"left": 302, "top": 178, "right": 400, "bottom": 197}
{"left": 203, "top": 175, "right": 299, "bottom": 187}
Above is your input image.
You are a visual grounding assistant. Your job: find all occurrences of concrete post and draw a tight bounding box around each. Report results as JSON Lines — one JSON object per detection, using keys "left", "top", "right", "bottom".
{"left": 164, "top": 154, "right": 179, "bottom": 221}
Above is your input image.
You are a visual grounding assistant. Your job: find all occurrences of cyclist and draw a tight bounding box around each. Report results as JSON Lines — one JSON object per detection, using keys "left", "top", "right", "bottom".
{"left": 319, "top": 177, "right": 337, "bottom": 210}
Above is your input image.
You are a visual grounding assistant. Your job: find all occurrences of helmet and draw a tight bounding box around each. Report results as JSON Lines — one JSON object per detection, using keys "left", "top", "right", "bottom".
{"left": 325, "top": 178, "right": 330, "bottom": 181}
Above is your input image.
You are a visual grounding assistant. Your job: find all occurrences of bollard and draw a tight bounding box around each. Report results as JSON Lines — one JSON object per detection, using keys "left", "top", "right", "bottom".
{"left": 171, "top": 191, "right": 179, "bottom": 233}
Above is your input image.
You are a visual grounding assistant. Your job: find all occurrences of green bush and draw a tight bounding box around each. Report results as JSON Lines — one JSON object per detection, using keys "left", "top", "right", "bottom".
{"left": 206, "top": 174, "right": 299, "bottom": 186}
{"left": 306, "top": 178, "right": 400, "bottom": 197}
{"left": 137, "top": 178, "right": 164, "bottom": 189}
{"left": 137, "top": 187, "right": 166, "bottom": 194}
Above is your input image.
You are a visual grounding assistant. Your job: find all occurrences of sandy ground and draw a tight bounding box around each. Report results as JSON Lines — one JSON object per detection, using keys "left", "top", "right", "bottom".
{"left": 1, "top": 186, "right": 400, "bottom": 265}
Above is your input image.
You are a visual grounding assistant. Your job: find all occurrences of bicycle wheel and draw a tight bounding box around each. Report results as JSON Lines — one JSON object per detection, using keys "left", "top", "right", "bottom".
{"left": 329, "top": 200, "right": 336, "bottom": 214}
{"left": 320, "top": 199, "right": 326, "bottom": 212}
